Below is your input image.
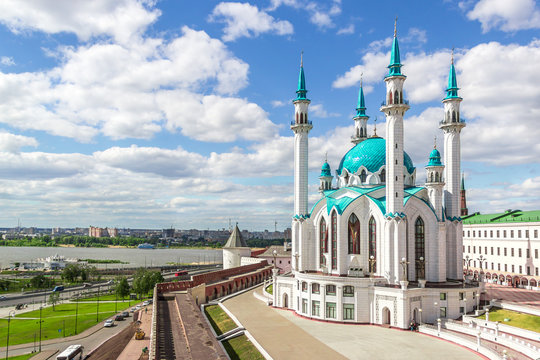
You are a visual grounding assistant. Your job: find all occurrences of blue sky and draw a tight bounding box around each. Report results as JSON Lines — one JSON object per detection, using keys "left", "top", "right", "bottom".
{"left": 0, "top": 0, "right": 539, "bottom": 230}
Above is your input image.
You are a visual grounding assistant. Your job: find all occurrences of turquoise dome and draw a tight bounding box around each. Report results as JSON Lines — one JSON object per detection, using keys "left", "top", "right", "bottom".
{"left": 427, "top": 148, "right": 442, "bottom": 166}
{"left": 337, "top": 137, "right": 415, "bottom": 176}
{"left": 320, "top": 162, "right": 331, "bottom": 177}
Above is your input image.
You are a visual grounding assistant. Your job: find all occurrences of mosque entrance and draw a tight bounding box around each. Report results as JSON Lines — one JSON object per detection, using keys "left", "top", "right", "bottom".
{"left": 283, "top": 293, "right": 288, "bottom": 308}
{"left": 412, "top": 308, "right": 418, "bottom": 323}
{"left": 382, "top": 307, "right": 391, "bottom": 325}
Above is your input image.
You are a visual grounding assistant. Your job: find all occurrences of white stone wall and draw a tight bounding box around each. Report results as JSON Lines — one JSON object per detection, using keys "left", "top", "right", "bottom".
{"left": 223, "top": 247, "right": 252, "bottom": 269}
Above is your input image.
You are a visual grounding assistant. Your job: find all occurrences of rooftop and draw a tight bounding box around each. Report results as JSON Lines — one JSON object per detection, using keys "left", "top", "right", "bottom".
{"left": 462, "top": 209, "right": 540, "bottom": 225}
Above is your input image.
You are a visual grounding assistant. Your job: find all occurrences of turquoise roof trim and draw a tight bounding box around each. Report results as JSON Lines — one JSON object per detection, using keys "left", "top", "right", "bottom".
{"left": 337, "top": 137, "right": 415, "bottom": 176}
{"left": 444, "top": 62, "right": 461, "bottom": 100}
{"left": 355, "top": 85, "right": 368, "bottom": 117}
{"left": 296, "top": 66, "right": 308, "bottom": 100}
{"left": 387, "top": 36, "right": 403, "bottom": 77}
{"left": 427, "top": 148, "right": 442, "bottom": 167}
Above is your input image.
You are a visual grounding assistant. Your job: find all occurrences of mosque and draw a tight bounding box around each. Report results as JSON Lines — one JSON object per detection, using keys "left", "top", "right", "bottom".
{"left": 273, "top": 25, "right": 480, "bottom": 328}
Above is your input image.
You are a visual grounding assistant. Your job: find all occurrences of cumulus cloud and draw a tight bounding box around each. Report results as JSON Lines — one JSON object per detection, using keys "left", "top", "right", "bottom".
{"left": 0, "top": 132, "right": 38, "bottom": 153}
{"left": 271, "top": 100, "right": 286, "bottom": 107}
{"left": 209, "top": 2, "right": 293, "bottom": 41}
{"left": 0, "top": 57, "right": 15, "bottom": 66}
{"left": 337, "top": 24, "right": 354, "bottom": 35}
{"left": 466, "top": 0, "right": 540, "bottom": 32}
{"left": 0, "top": 0, "right": 160, "bottom": 43}
{"left": 310, "top": 103, "right": 340, "bottom": 118}
{"left": 0, "top": 26, "right": 254, "bottom": 142}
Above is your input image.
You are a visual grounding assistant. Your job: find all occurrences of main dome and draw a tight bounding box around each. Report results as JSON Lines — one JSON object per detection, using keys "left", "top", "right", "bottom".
{"left": 337, "top": 137, "right": 415, "bottom": 175}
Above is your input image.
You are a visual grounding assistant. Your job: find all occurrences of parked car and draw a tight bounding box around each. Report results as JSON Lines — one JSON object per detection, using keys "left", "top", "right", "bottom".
{"left": 142, "top": 301, "right": 150, "bottom": 306}
{"left": 121, "top": 311, "right": 129, "bottom": 317}
{"left": 0, "top": 296, "right": 6, "bottom": 301}
{"left": 103, "top": 319, "right": 114, "bottom": 327}
{"left": 114, "top": 314, "right": 124, "bottom": 321}
{"left": 130, "top": 308, "right": 136, "bottom": 313}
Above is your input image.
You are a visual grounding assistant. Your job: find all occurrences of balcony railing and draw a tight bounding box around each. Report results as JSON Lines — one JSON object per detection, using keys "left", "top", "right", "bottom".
{"left": 439, "top": 118, "right": 466, "bottom": 126}
{"left": 380, "top": 99, "right": 409, "bottom": 107}
{"left": 290, "top": 120, "right": 313, "bottom": 126}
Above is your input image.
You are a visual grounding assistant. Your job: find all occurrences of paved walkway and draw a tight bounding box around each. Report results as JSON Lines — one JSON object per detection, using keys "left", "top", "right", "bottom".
{"left": 484, "top": 284, "right": 540, "bottom": 308}
{"left": 223, "top": 288, "right": 482, "bottom": 360}
{"left": 117, "top": 306, "right": 152, "bottom": 360}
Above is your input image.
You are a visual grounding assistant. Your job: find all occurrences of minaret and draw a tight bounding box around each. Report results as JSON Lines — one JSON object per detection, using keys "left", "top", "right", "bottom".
{"left": 460, "top": 173, "right": 468, "bottom": 216}
{"left": 291, "top": 52, "right": 312, "bottom": 216}
{"left": 440, "top": 50, "right": 465, "bottom": 220}
{"left": 440, "top": 50, "right": 465, "bottom": 280}
{"left": 380, "top": 20, "right": 410, "bottom": 215}
{"left": 351, "top": 76, "right": 369, "bottom": 144}
{"left": 425, "top": 140, "right": 445, "bottom": 220}
{"left": 319, "top": 154, "right": 333, "bottom": 193}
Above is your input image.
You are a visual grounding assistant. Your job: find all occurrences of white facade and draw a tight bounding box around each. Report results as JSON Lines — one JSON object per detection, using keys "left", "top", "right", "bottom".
{"left": 462, "top": 212, "right": 540, "bottom": 290}
{"left": 274, "top": 29, "right": 479, "bottom": 329}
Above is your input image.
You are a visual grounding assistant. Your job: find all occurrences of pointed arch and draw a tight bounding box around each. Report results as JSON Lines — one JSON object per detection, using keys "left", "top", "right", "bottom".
{"left": 415, "top": 217, "right": 425, "bottom": 280}
{"left": 435, "top": 172, "right": 439, "bottom": 182}
{"left": 369, "top": 216, "right": 376, "bottom": 272}
{"left": 394, "top": 90, "right": 399, "bottom": 104}
{"left": 400, "top": 91, "right": 403, "bottom": 104}
{"left": 348, "top": 213, "right": 360, "bottom": 254}
{"left": 296, "top": 112, "right": 298, "bottom": 123}
{"left": 331, "top": 211, "right": 338, "bottom": 270}
{"left": 380, "top": 169, "right": 386, "bottom": 183}
{"left": 388, "top": 91, "right": 393, "bottom": 105}
{"left": 300, "top": 113, "right": 304, "bottom": 123}
{"left": 320, "top": 217, "right": 327, "bottom": 266}
{"left": 430, "top": 172, "right": 434, "bottom": 182}
{"left": 452, "top": 111, "right": 456, "bottom": 122}
{"left": 360, "top": 169, "right": 367, "bottom": 183}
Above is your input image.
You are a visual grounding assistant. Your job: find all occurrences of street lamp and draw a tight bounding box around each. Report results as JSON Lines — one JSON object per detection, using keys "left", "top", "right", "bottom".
{"left": 96, "top": 285, "right": 100, "bottom": 323}
{"left": 75, "top": 293, "right": 79, "bottom": 335}
{"left": 463, "top": 255, "right": 472, "bottom": 283}
{"left": 477, "top": 255, "right": 487, "bottom": 284}
{"left": 416, "top": 256, "right": 425, "bottom": 280}
{"left": 38, "top": 306, "right": 42, "bottom": 352}
{"left": 5, "top": 310, "right": 16, "bottom": 360}
{"left": 272, "top": 249, "right": 277, "bottom": 270}
{"left": 418, "top": 308, "right": 422, "bottom": 324}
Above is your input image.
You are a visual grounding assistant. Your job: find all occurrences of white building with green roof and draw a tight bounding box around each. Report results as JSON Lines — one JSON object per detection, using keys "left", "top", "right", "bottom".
{"left": 273, "top": 23, "right": 479, "bottom": 329}
{"left": 462, "top": 209, "right": 540, "bottom": 290}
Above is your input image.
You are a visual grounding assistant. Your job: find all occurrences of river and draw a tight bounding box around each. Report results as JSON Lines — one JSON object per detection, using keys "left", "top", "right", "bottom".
{"left": 0, "top": 246, "right": 223, "bottom": 269}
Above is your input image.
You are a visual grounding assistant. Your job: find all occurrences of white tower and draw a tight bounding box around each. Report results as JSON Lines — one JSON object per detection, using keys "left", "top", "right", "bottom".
{"left": 380, "top": 22, "right": 410, "bottom": 215}
{"left": 380, "top": 22, "right": 410, "bottom": 284}
{"left": 351, "top": 78, "right": 369, "bottom": 144}
{"left": 291, "top": 54, "right": 312, "bottom": 272}
{"left": 440, "top": 51, "right": 465, "bottom": 279}
{"left": 319, "top": 155, "right": 333, "bottom": 193}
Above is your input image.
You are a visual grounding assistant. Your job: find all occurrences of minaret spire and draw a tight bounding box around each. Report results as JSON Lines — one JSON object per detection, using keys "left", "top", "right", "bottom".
{"left": 351, "top": 73, "right": 369, "bottom": 144}
{"left": 296, "top": 51, "right": 308, "bottom": 100}
{"left": 388, "top": 17, "right": 403, "bottom": 77}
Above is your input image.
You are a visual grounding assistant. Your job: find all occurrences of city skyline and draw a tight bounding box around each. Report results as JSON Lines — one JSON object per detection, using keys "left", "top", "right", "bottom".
{"left": 0, "top": 0, "right": 539, "bottom": 230}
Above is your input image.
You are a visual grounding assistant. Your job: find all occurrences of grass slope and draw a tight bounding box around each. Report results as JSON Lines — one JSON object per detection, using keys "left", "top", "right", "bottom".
{"left": 480, "top": 307, "right": 540, "bottom": 333}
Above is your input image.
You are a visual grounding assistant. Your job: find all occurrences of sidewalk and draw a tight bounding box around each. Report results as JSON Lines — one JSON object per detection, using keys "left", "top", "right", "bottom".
{"left": 116, "top": 306, "right": 152, "bottom": 360}
{"left": 223, "top": 288, "right": 481, "bottom": 360}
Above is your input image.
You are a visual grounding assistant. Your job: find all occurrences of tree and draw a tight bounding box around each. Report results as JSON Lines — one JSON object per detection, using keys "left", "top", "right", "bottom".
{"left": 62, "top": 264, "right": 81, "bottom": 283}
{"left": 115, "top": 276, "right": 130, "bottom": 300}
{"left": 132, "top": 268, "right": 163, "bottom": 299}
{"left": 48, "top": 291, "right": 60, "bottom": 311}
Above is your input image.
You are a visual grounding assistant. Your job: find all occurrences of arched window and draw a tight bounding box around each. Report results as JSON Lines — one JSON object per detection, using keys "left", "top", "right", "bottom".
{"left": 435, "top": 172, "right": 439, "bottom": 182}
{"left": 394, "top": 90, "right": 399, "bottom": 104}
{"left": 452, "top": 111, "right": 456, "bottom": 122}
{"left": 296, "top": 113, "right": 298, "bottom": 123}
{"left": 300, "top": 113, "right": 304, "bottom": 123}
{"left": 359, "top": 128, "right": 363, "bottom": 137}
{"left": 415, "top": 217, "right": 425, "bottom": 280}
{"left": 400, "top": 91, "right": 403, "bottom": 104}
{"left": 369, "top": 216, "right": 376, "bottom": 272}
{"left": 380, "top": 169, "right": 386, "bottom": 183}
{"left": 360, "top": 170, "right": 367, "bottom": 183}
{"left": 331, "top": 211, "right": 337, "bottom": 270}
{"left": 320, "top": 217, "right": 327, "bottom": 266}
{"left": 348, "top": 213, "right": 360, "bottom": 254}
{"left": 430, "top": 172, "right": 434, "bottom": 182}
{"left": 388, "top": 92, "right": 393, "bottom": 105}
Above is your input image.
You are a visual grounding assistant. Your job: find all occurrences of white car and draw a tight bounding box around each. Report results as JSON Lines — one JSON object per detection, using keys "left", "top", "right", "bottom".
{"left": 103, "top": 319, "right": 114, "bottom": 327}
{"left": 142, "top": 301, "right": 150, "bottom": 306}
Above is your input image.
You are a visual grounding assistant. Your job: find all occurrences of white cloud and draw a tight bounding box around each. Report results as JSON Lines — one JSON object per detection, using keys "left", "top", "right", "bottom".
{"left": 268, "top": 0, "right": 342, "bottom": 30}
{"left": 310, "top": 103, "right": 340, "bottom": 118}
{"left": 209, "top": 2, "right": 293, "bottom": 42}
{"left": 0, "top": 132, "right": 38, "bottom": 153}
{"left": 0, "top": 26, "right": 254, "bottom": 142}
{"left": 271, "top": 100, "right": 286, "bottom": 107}
{"left": 157, "top": 90, "right": 278, "bottom": 142}
{"left": 0, "top": 0, "right": 160, "bottom": 43}
{"left": 332, "top": 51, "right": 388, "bottom": 89}
{"left": 467, "top": 0, "right": 540, "bottom": 32}
{"left": 0, "top": 57, "right": 15, "bottom": 66}
{"left": 337, "top": 24, "right": 354, "bottom": 35}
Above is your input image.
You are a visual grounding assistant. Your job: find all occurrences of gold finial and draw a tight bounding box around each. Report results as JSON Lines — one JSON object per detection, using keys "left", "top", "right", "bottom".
{"left": 394, "top": 16, "right": 398, "bottom": 37}
{"left": 433, "top": 136, "right": 437, "bottom": 149}
{"left": 300, "top": 50, "right": 303, "bottom": 67}
{"left": 373, "top": 117, "right": 377, "bottom": 136}
{"left": 451, "top": 47, "right": 454, "bottom": 64}
{"left": 360, "top": 72, "right": 363, "bottom": 87}
{"left": 325, "top": 151, "right": 328, "bottom": 163}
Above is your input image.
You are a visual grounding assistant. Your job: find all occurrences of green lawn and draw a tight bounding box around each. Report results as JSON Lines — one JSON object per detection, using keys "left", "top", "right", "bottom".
{"left": 222, "top": 334, "right": 265, "bottom": 360}
{"left": 204, "top": 305, "right": 237, "bottom": 335}
{"left": 75, "top": 294, "right": 130, "bottom": 302}
{"left": 0, "top": 301, "right": 132, "bottom": 346}
{"left": 7, "top": 353, "right": 35, "bottom": 360}
{"left": 479, "top": 307, "right": 540, "bottom": 333}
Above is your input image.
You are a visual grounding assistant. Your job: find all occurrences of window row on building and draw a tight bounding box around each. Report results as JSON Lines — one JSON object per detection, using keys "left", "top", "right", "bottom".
{"left": 464, "top": 245, "right": 539, "bottom": 259}
{"left": 300, "top": 282, "right": 355, "bottom": 297}
{"left": 464, "top": 229, "right": 539, "bottom": 239}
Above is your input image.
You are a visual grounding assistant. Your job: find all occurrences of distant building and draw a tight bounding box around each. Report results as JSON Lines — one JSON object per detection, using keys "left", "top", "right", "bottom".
{"left": 89, "top": 226, "right": 118, "bottom": 238}
{"left": 163, "top": 228, "right": 175, "bottom": 238}
{"left": 259, "top": 243, "right": 291, "bottom": 274}
{"left": 462, "top": 209, "right": 540, "bottom": 290}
